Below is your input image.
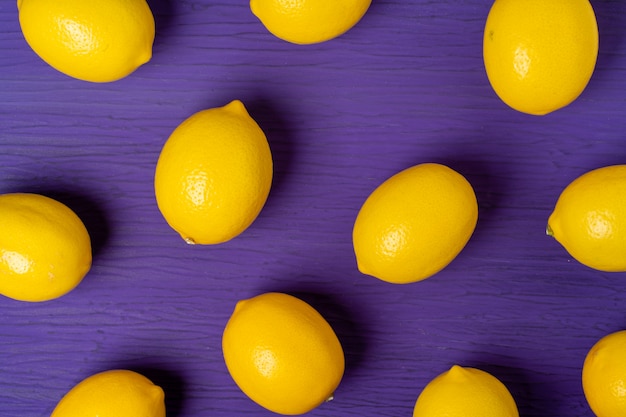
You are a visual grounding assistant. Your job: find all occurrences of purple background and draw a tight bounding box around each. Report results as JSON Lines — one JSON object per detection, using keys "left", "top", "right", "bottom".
{"left": 1, "top": 1, "right": 626, "bottom": 416}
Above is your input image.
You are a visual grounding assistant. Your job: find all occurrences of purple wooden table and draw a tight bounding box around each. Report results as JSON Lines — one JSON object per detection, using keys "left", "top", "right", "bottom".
{"left": 1, "top": 1, "right": 625, "bottom": 416}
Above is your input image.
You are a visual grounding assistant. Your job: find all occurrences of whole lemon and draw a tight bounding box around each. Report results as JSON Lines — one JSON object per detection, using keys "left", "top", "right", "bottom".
{"left": 547, "top": 165, "right": 626, "bottom": 272}
{"left": 17, "top": 0, "right": 155, "bottom": 82}
{"left": 0, "top": 193, "right": 92, "bottom": 302}
{"left": 250, "top": 0, "right": 371, "bottom": 45}
{"left": 222, "top": 292, "right": 345, "bottom": 415}
{"left": 582, "top": 330, "right": 626, "bottom": 417}
{"left": 413, "top": 365, "right": 519, "bottom": 417}
{"left": 51, "top": 369, "right": 165, "bottom": 417}
{"left": 353, "top": 163, "right": 478, "bottom": 284}
{"left": 154, "top": 100, "right": 273, "bottom": 245}
{"left": 483, "top": 0, "right": 598, "bottom": 115}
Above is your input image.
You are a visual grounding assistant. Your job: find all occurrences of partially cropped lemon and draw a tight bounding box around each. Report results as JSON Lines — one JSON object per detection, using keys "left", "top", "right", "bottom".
{"left": 251, "top": 0, "right": 371, "bottom": 44}
{"left": 154, "top": 100, "right": 273, "bottom": 245}
{"left": 413, "top": 365, "right": 519, "bottom": 417}
{"left": 353, "top": 163, "right": 478, "bottom": 284}
{"left": 547, "top": 165, "right": 626, "bottom": 272}
{"left": 51, "top": 369, "right": 165, "bottom": 417}
{"left": 583, "top": 330, "right": 626, "bottom": 417}
{"left": 17, "top": 0, "right": 155, "bottom": 82}
{"left": 483, "top": 0, "right": 598, "bottom": 115}
{"left": 0, "top": 193, "right": 92, "bottom": 302}
{"left": 222, "top": 292, "right": 345, "bottom": 415}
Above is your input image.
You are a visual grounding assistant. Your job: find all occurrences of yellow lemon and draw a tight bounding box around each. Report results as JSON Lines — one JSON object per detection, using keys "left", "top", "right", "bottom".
{"left": 547, "top": 165, "right": 626, "bottom": 272}
{"left": 17, "top": 0, "right": 155, "bottom": 82}
{"left": 222, "top": 292, "right": 345, "bottom": 415}
{"left": 353, "top": 163, "right": 478, "bottom": 284}
{"left": 0, "top": 193, "right": 92, "bottom": 302}
{"left": 250, "top": 0, "right": 371, "bottom": 45}
{"left": 483, "top": 0, "right": 598, "bottom": 115}
{"left": 51, "top": 369, "right": 165, "bottom": 417}
{"left": 582, "top": 330, "right": 626, "bottom": 417}
{"left": 413, "top": 365, "right": 519, "bottom": 417}
{"left": 154, "top": 100, "right": 273, "bottom": 245}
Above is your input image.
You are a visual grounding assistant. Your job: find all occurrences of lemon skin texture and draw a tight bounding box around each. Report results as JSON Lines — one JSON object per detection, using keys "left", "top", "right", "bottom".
{"left": 51, "top": 369, "right": 165, "bottom": 417}
{"left": 0, "top": 193, "right": 92, "bottom": 302}
{"left": 547, "top": 165, "right": 626, "bottom": 272}
{"left": 583, "top": 330, "right": 626, "bottom": 417}
{"left": 483, "top": 0, "right": 598, "bottom": 115}
{"left": 17, "top": 0, "right": 155, "bottom": 82}
{"left": 413, "top": 365, "right": 519, "bottom": 417}
{"left": 154, "top": 100, "right": 273, "bottom": 245}
{"left": 222, "top": 292, "right": 345, "bottom": 415}
{"left": 353, "top": 163, "right": 478, "bottom": 284}
{"left": 250, "top": 0, "right": 372, "bottom": 45}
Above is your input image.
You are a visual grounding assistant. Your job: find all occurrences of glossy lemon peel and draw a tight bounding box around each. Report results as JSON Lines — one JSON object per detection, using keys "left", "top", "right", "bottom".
{"left": 154, "top": 100, "right": 273, "bottom": 245}
{"left": 583, "top": 330, "right": 626, "bottom": 417}
{"left": 251, "top": 0, "right": 371, "bottom": 44}
{"left": 51, "top": 369, "right": 165, "bottom": 417}
{"left": 0, "top": 193, "right": 92, "bottom": 302}
{"left": 222, "top": 292, "right": 344, "bottom": 415}
{"left": 547, "top": 165, "right": 626, "bottom": 272}
{"left": 483, "top": 0, "right": 598, "bottom": 115}
{"left": 413, "top": 365, "right": 519, "bottom": 417}
{"left": 17, "top": 0, "right": 155, "bottom": 82}
{"left": 353, "top": 163, "right": 478, "bottom": 284}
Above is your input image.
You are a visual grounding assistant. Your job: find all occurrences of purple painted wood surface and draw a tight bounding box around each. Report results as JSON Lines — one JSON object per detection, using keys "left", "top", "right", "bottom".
{"left": 1, "top": 1, "right": 626, "bottom": 416}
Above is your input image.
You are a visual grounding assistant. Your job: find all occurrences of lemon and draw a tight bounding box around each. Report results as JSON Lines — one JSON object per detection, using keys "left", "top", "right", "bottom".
{"left": 413, "top": 365, "right": 519, "bottom": 417}
{"left": 0, "top": 193, "right": 92, "bottom": 302}
{"left": 483, "top": 0, "right": 598, "bottom": 115}
{"left": 222, "top": 292, "right": 345, "bottom": 415}
{"left": 582, "top": 330, "right": 626, "bottom": 417}
{"left": 547, "top": 165, "right": 626, "bottom": 272}
{"left": 51, "top": 369, "right": 165, "bottom": 417}
{"left": 154, "top": 100, "right": 273, "bottom": 245}
{"left": 17, "top": 0, "right": 155, "bottom": 82}
{"left": 250, "top": 0, "right": 371, "bottom": 45}
{"left": 352, "top": 163, "right": 478, "bottom": 284}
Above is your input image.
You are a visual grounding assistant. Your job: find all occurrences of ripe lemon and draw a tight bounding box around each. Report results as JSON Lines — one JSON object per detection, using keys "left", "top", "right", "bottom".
{"left": 0, "top": 193, "right": 92, "bottom": 302}
{"left": 154, "top": 100, "right": 273, "bottom": 245}
{"left": 582, "top": 330, "right": 626, "bottom": 417}
{"left": 222, "top": 292, "right": 345, "bottom": 415}
{"left": 51, "top": 369, "right": 165, "bottom": 417}
{"left": 483, "top": 0, "right": 598, "bottom": 115}
{"left": 250, "top": 0, "right": 371, "bottom": 44}
{"left": 547, "top": 165, "right": 626, "bottom": 272}
{"left": 413, "top": 365, "right": 519, "bottom": 417}
{"left": 353, "top": 163, "right": 478, "bottom": 284}
{"left": 17, "top": 0, "right": 155, "bottom": 82}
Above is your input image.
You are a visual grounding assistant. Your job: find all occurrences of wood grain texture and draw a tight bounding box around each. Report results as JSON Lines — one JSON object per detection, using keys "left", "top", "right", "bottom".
{"left": 2, "top": 0, "right": 626, "bottom": 416}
